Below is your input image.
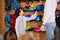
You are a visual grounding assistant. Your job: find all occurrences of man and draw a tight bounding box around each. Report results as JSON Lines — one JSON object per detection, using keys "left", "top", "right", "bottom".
{"left": 41, "top": 0, "right": 58, "bottom": 40}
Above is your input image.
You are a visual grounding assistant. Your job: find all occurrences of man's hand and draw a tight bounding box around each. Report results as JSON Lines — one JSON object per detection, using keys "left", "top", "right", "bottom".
{"left": 40, "top": 25, "right": 45, "bottom": 31}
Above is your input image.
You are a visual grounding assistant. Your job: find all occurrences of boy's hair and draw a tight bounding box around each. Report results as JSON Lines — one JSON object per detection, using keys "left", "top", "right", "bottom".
{"left": 15, "top": 7, "right": 22, "bottom": 17}
{"left": 15, "top": 7, "right": 23, "bottom": 18}
{"left": 15, "top": 8, "right": 20, "bottom": 18}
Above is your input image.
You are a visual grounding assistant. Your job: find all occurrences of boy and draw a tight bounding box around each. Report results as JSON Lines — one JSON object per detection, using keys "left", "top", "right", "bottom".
{"left": 15, "top": 8, "right": 37, "bottom": 40}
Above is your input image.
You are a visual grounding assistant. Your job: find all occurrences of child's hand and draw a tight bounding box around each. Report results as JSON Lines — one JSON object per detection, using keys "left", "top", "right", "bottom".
{"left": 35, "top": 11, "right": 38, "bottom": 14}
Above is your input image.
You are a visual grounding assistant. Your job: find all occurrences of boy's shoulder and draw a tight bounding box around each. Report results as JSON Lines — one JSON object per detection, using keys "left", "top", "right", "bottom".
{"left": 16, "top": 16, "right": 25, "bottom": 20}
{"left": 16, "top": 16, "right": 20, "bottom": 20}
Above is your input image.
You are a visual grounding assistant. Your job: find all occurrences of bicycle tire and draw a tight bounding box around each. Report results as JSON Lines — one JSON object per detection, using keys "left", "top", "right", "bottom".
{"left": 4, "top": 29, "right": 17, "bottom": 40}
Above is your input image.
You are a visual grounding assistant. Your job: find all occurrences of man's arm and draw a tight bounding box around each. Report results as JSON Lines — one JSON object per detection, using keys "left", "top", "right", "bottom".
{"left": 41, "top": 0, "right": 57, "bottom": 31}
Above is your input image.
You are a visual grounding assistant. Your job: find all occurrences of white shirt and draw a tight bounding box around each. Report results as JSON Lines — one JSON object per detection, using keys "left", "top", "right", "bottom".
{"left": 43, "top": 0, "right": 57, "bottom": 25}
{"left": 15, "top": 12, "right": 37, "bottom": 37}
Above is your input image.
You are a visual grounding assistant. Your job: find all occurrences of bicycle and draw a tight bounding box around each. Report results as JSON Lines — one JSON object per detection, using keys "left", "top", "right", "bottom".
{"left": 4, "top": 13, "right": 17, "bottom": 40}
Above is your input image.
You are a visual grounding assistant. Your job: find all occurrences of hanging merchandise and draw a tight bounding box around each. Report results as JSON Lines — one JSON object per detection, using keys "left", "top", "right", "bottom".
{"left": 22, "top": 0, "right": 27, "bottom": 2}
{"left": 5, "top": 20, "right": 11, "bottom": 27}
{"left": 26, "top": 25, "right": 32, "bottom": 30}
{"left": 27, "top": 0, "right": 32, "bottom": 1}
{"left": 29, "top": 3, "right": 36, "bottom": 11}
{"left": 25, "top": 14, "right": 31, "bottom": 18}
{"left": 34, "top": 25, "right": 41, "bottom": 32}
{"left": 27, "top": 0, "right": 33, "bottom": 2}
{"left": 35, "top": 15, "right": 42, "bottom": 21}
{"left": 24, "top": 4, "right": 30, "bottom": 11}
{"left": 5, "top": 13, "right": 11, "bottom": 28}
{"left": 41, "top": 0, "right": 46, "bottom": 1}
{"left": 36, "top": 4, "right": 44, "bottom": 11}
{"left": 42, "top": 16, "right": 44, "bottom": 22}
{"left": 35, "top": 0, "right": 39, "bottom": 2}
{"left": 16, "top": 0, "right": 20, "bottom": 3}
{"left": 12, "top": 0, "right": 19, "bottom": 10}
{"left": 10, "top": 14, "right": 16, "bottom": 29}
{"left": 5, "top": 0, "right": 12, "bottom": 11}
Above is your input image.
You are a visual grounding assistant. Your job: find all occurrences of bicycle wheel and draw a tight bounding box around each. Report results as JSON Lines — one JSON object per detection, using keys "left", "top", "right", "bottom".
{"left": 4, "top": 29, "right": 17, "bottom": 40}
